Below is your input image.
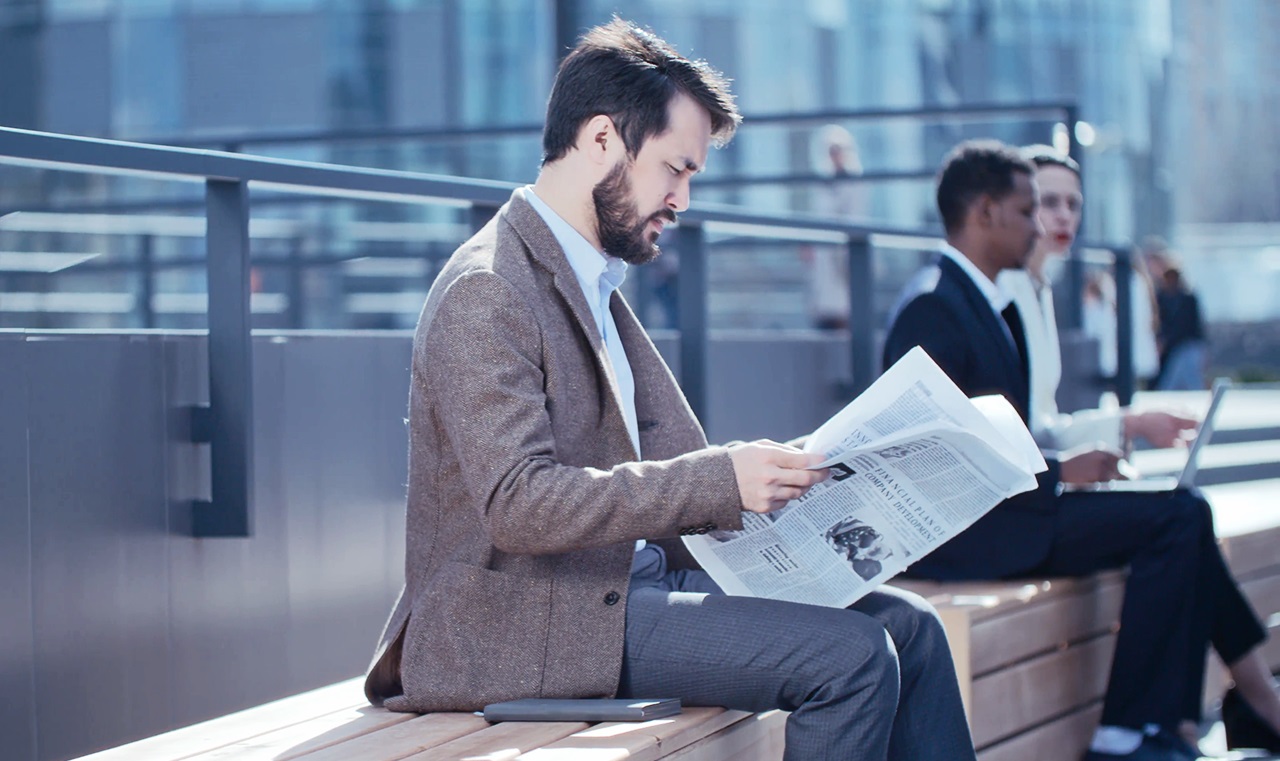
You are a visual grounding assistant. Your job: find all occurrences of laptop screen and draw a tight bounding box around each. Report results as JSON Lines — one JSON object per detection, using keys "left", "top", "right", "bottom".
{"left": 1176, "top": 378, "right": 1231, "bottom": 488}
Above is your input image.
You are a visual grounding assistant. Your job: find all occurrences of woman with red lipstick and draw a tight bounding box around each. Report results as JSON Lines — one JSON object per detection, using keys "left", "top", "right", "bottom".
{"left": 998, "top": 146, "right": 1187, "bottom": 454}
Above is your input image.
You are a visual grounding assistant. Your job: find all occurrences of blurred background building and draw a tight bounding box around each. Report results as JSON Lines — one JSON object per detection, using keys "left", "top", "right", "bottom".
{"left": 0, "top": 0, "right": 1277, "bottom": 372}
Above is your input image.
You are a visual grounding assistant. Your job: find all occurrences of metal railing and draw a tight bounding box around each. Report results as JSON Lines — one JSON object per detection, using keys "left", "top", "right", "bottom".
{"left": 0, "top": 119, "right": 1133, "bottom": 540}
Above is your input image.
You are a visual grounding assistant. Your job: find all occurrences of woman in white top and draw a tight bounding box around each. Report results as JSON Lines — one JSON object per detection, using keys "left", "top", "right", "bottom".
{"left": 1003, "top": 146, "right": 1280, "bottom": 752}
{"left": 997, "top": 147, "right": 1191, "bottom": 454}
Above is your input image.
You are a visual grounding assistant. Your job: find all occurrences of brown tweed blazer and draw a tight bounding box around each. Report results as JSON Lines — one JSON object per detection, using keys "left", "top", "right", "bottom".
{"left": 365, "top": 188, "right": 744, "bottom": 713}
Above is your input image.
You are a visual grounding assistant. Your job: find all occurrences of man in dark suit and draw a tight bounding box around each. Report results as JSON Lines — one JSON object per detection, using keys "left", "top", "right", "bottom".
{"left": 883, "top": 140, "right": 1269, "bottom": 761}
{"left": 365, "top": 19, "right": 977, "bottom": 761}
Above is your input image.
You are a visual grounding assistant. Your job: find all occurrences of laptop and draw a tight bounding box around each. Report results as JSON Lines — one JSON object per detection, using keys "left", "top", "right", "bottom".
{"left": 1063, "top": 378, "right": 1230, "bottom": 493}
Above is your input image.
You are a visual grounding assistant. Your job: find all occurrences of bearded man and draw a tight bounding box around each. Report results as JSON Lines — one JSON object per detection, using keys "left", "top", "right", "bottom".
{"left": 363, "top": 19, "right": 975, "bottom": 761}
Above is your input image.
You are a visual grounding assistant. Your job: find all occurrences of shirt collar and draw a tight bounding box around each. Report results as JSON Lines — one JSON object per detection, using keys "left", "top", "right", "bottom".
{"left": 940, "top": 242, "right": 1011, "bottom": 313}
{"left": 522, "top": 186, "right": 628, "bottom": 299}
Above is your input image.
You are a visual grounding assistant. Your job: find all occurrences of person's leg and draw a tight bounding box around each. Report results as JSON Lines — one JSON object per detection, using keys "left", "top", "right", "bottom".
{"left": 1226, "top": 648, "right": 1280, "bottom": 735}
{"left": 851, "top": 584, "right": 975, "bottom": 760}
{"left": 619, "top": 573, "right": 975, "bottom": 761}
{"left": 1037, "top": 489, "right": 1210, "bottom": 733}
{"left": 1178, "top": 487, "right": 1280, "bottom": 736}
{"left": 1157, "top": 343, "right": 1206, "bottom": 390}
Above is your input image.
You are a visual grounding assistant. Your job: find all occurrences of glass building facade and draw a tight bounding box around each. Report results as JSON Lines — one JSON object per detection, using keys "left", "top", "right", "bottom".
{"left": 1, "top": 0, "right": 1276, "bottom": 332}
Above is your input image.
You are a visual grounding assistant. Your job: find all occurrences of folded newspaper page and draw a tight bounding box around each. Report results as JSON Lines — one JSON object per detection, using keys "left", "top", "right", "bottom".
{"left": 683, "top": 346, "right": 1047, "bottom": 608}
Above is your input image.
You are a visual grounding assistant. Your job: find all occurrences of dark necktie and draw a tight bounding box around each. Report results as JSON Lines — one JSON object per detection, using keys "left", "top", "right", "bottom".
{"left": 1001, "top": 303, "right": 1029, "bottom": 378}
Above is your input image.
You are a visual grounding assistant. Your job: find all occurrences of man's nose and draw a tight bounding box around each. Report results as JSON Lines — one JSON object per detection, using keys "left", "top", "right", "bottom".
{"left": 668, "top": 178, "right": 691, "bottom": 213}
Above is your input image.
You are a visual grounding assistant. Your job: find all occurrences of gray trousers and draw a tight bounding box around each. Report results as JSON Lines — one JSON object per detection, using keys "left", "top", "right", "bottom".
{"left": 619, "top": 549, "right": 975, "bottom": 761}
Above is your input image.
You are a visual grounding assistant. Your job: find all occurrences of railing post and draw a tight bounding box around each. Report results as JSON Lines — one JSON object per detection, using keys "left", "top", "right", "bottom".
{"left": 470, "top": 202, "right": 498, "bottom": 234}
{"left": 1113, "top": 246, "right": 1135, "bottom": 406}
{"left": 1061, "top": 105, "right": 1085, "bottom": 333}
{"left": 674, "top": 223, "right": 708, "bottom": 425}
{"left": 847, "top": 231, "right": 875, "bottom": 396}
{"left": 193, "top": 179, "right": 254, "bottom": 537}
{"left": 286, "top": 234, "right": 304, "bottom": 329}
{"left": 138, "top": 233, "right": 155, "bottom": 329}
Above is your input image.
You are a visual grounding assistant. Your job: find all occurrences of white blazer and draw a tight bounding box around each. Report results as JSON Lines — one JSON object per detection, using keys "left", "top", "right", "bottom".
{"left": 998, "top": 269, "right": 1123, "bottom": 453}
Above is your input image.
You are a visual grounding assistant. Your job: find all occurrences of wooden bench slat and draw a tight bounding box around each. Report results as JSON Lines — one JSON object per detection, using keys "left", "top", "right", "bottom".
{"left": 899, "top": 574, "right": 1121, "bottom": 625}
{"left": 70, "top": 678, "right": 367, "bottom": 761}
{"left": 971, "top": 634, "right": 1115, "bottom": 748}
{"left": 288, "top": 713, "right": 489, "bottom": 761}
{"left": 662, "top": 710, "right": 787, "bottom": 761}
{"left": 1226, "top": 525, "right": 1280, "bottom": 580}
{"left": 1241, "top": 573, "right": 1280, "bottom": 624}
{"left": 516, "top": 707, "right": 746, "bottom": 761}
{"left": 1260, "top": 617, "right": 1280, "bottom": 672}
{"left": 970, "top": 575, "right": 1124, "bottom": 677}
{"left": 181, "top": 705, "right": 413, "bottom": 761}
{"left": 404, "top": 720, "right": 590, "bottom": 760}
{"left": 976, "top": 702, "right": 1102, "bottom": 761}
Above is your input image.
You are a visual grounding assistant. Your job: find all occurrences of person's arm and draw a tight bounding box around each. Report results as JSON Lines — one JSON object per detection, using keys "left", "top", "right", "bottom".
{"left": 1047, "top": 408, "right": 1125, "bottom": 452}
{"left": 425, "top": 271, "right": 821, "bottom": 556}
{"left": 1122, "top": 409, "right": 1199, "bottom": 449}
{"left": 1049, "top": 405, "right": 1197, "bottom": 452}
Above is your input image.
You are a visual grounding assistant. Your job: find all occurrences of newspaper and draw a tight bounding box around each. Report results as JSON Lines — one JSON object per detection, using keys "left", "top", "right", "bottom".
{"left": 684, "top": 346, "right": 1047, "bottom": 608}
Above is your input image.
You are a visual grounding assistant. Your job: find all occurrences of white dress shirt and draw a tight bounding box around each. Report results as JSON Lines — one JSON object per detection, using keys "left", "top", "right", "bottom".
{"left": 938, "top": 243, "right": 1012, "bottom": 331}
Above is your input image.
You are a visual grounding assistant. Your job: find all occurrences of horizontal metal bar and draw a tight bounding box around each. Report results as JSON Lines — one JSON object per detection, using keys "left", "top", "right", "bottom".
{"left": 682, "top": 201, "right": 936, "bottom": 239}
{"left": 696, "top": 169, "right": 936, "bottom": 188}
{"left": 0, "top": 127, "right": 515, "bottom": 207}
{"left": 137, "top": 101, "right": 1074, "bottom": 149}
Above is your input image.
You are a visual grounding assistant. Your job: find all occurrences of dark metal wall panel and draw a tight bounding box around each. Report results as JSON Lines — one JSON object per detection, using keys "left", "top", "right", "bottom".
{"left": 165, "top": 337, "right": 294, "bottom": 730}
{"left": 651, "top": 331, "right": 852, "bottom": 445}
{"left": 277, "top": 335, "right": 411, "bottom": 689}
{"left": 0, "top": 334, "right": 36, "bottom": 761}
{"left": 26, "top": 335, "right": 173, "bottom": 761}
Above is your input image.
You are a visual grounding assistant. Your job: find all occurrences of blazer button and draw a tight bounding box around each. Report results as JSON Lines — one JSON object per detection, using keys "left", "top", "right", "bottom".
{"left": 603, "top": 591, "right": 620, "bottom": 606}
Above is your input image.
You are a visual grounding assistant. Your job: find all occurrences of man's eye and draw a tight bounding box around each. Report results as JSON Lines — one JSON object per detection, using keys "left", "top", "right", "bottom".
{"left": 667, "top": 164, "right": 681, "bottom": 175}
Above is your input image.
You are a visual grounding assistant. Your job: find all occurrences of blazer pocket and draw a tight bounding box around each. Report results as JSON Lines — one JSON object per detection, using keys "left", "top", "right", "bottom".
{"left": 401, "top": 561, "right": 553, "bottom": 711}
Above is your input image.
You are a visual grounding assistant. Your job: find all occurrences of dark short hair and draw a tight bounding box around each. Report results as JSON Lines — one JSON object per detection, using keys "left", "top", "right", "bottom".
{"left": 542, "top": 17, "right": 741, "bottom": 164}
{"left": 935, "top": 140, "right": 1036, "bottom": 234}
{"left": 1020, "top": 144, "right": 1081, "bottom": 177}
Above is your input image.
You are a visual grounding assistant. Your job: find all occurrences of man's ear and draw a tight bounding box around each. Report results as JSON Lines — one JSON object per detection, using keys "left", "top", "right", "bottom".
{"left": 973, "top": 194, "right": 997, "bottom": 229}
{"left": 579, "top": 114, "right": 619, "bottom": 167}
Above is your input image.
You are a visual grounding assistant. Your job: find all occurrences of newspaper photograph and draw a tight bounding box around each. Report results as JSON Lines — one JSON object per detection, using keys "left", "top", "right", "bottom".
{"left": 685, "top": 346, "right": 1047, "bottom": 608}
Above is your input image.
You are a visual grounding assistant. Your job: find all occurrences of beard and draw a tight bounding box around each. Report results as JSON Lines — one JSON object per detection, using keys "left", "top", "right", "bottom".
{"left": 592, "top": 160, "right": 676, "bottom": 266}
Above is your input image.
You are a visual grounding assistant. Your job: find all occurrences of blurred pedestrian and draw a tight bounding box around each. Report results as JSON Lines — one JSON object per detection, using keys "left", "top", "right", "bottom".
{"left": 1155, "top": 266, "right": 1208, "bottom": 390}
{"left": 803, "top": 124, "right": 867, "bottom": 330}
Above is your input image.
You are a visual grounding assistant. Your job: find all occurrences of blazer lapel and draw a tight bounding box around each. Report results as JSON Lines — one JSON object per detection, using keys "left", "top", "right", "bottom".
{"left": 937, "top": 257, "right": 1029, "bottom": 404}
{"left": 501, "top": 190, "right": 637, "bottom": 458}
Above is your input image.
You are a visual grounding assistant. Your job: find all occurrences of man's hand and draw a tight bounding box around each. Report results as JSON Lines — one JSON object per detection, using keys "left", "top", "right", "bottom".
{"left": 1124, "top": 410, "right": 1199, "bottom": 449}
{"left": 1059, "top": 446, "right": 1128, "bottom": 485}
{"left": 728, "top": 440, "right": 829, "bottom": 514}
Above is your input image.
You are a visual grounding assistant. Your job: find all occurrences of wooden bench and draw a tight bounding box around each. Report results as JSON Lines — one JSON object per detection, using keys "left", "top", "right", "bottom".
{"left": 74, "top": 494, "right": 1277, "bottom": 761}
{"left": 75, "top": 392, "right": 1280, "bottom": 761}
{"left": 894, "top": 479, "right": 1280, "bottom": 761}
{"left": 71, "top": 679, "right": 787, "bottom": 761}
